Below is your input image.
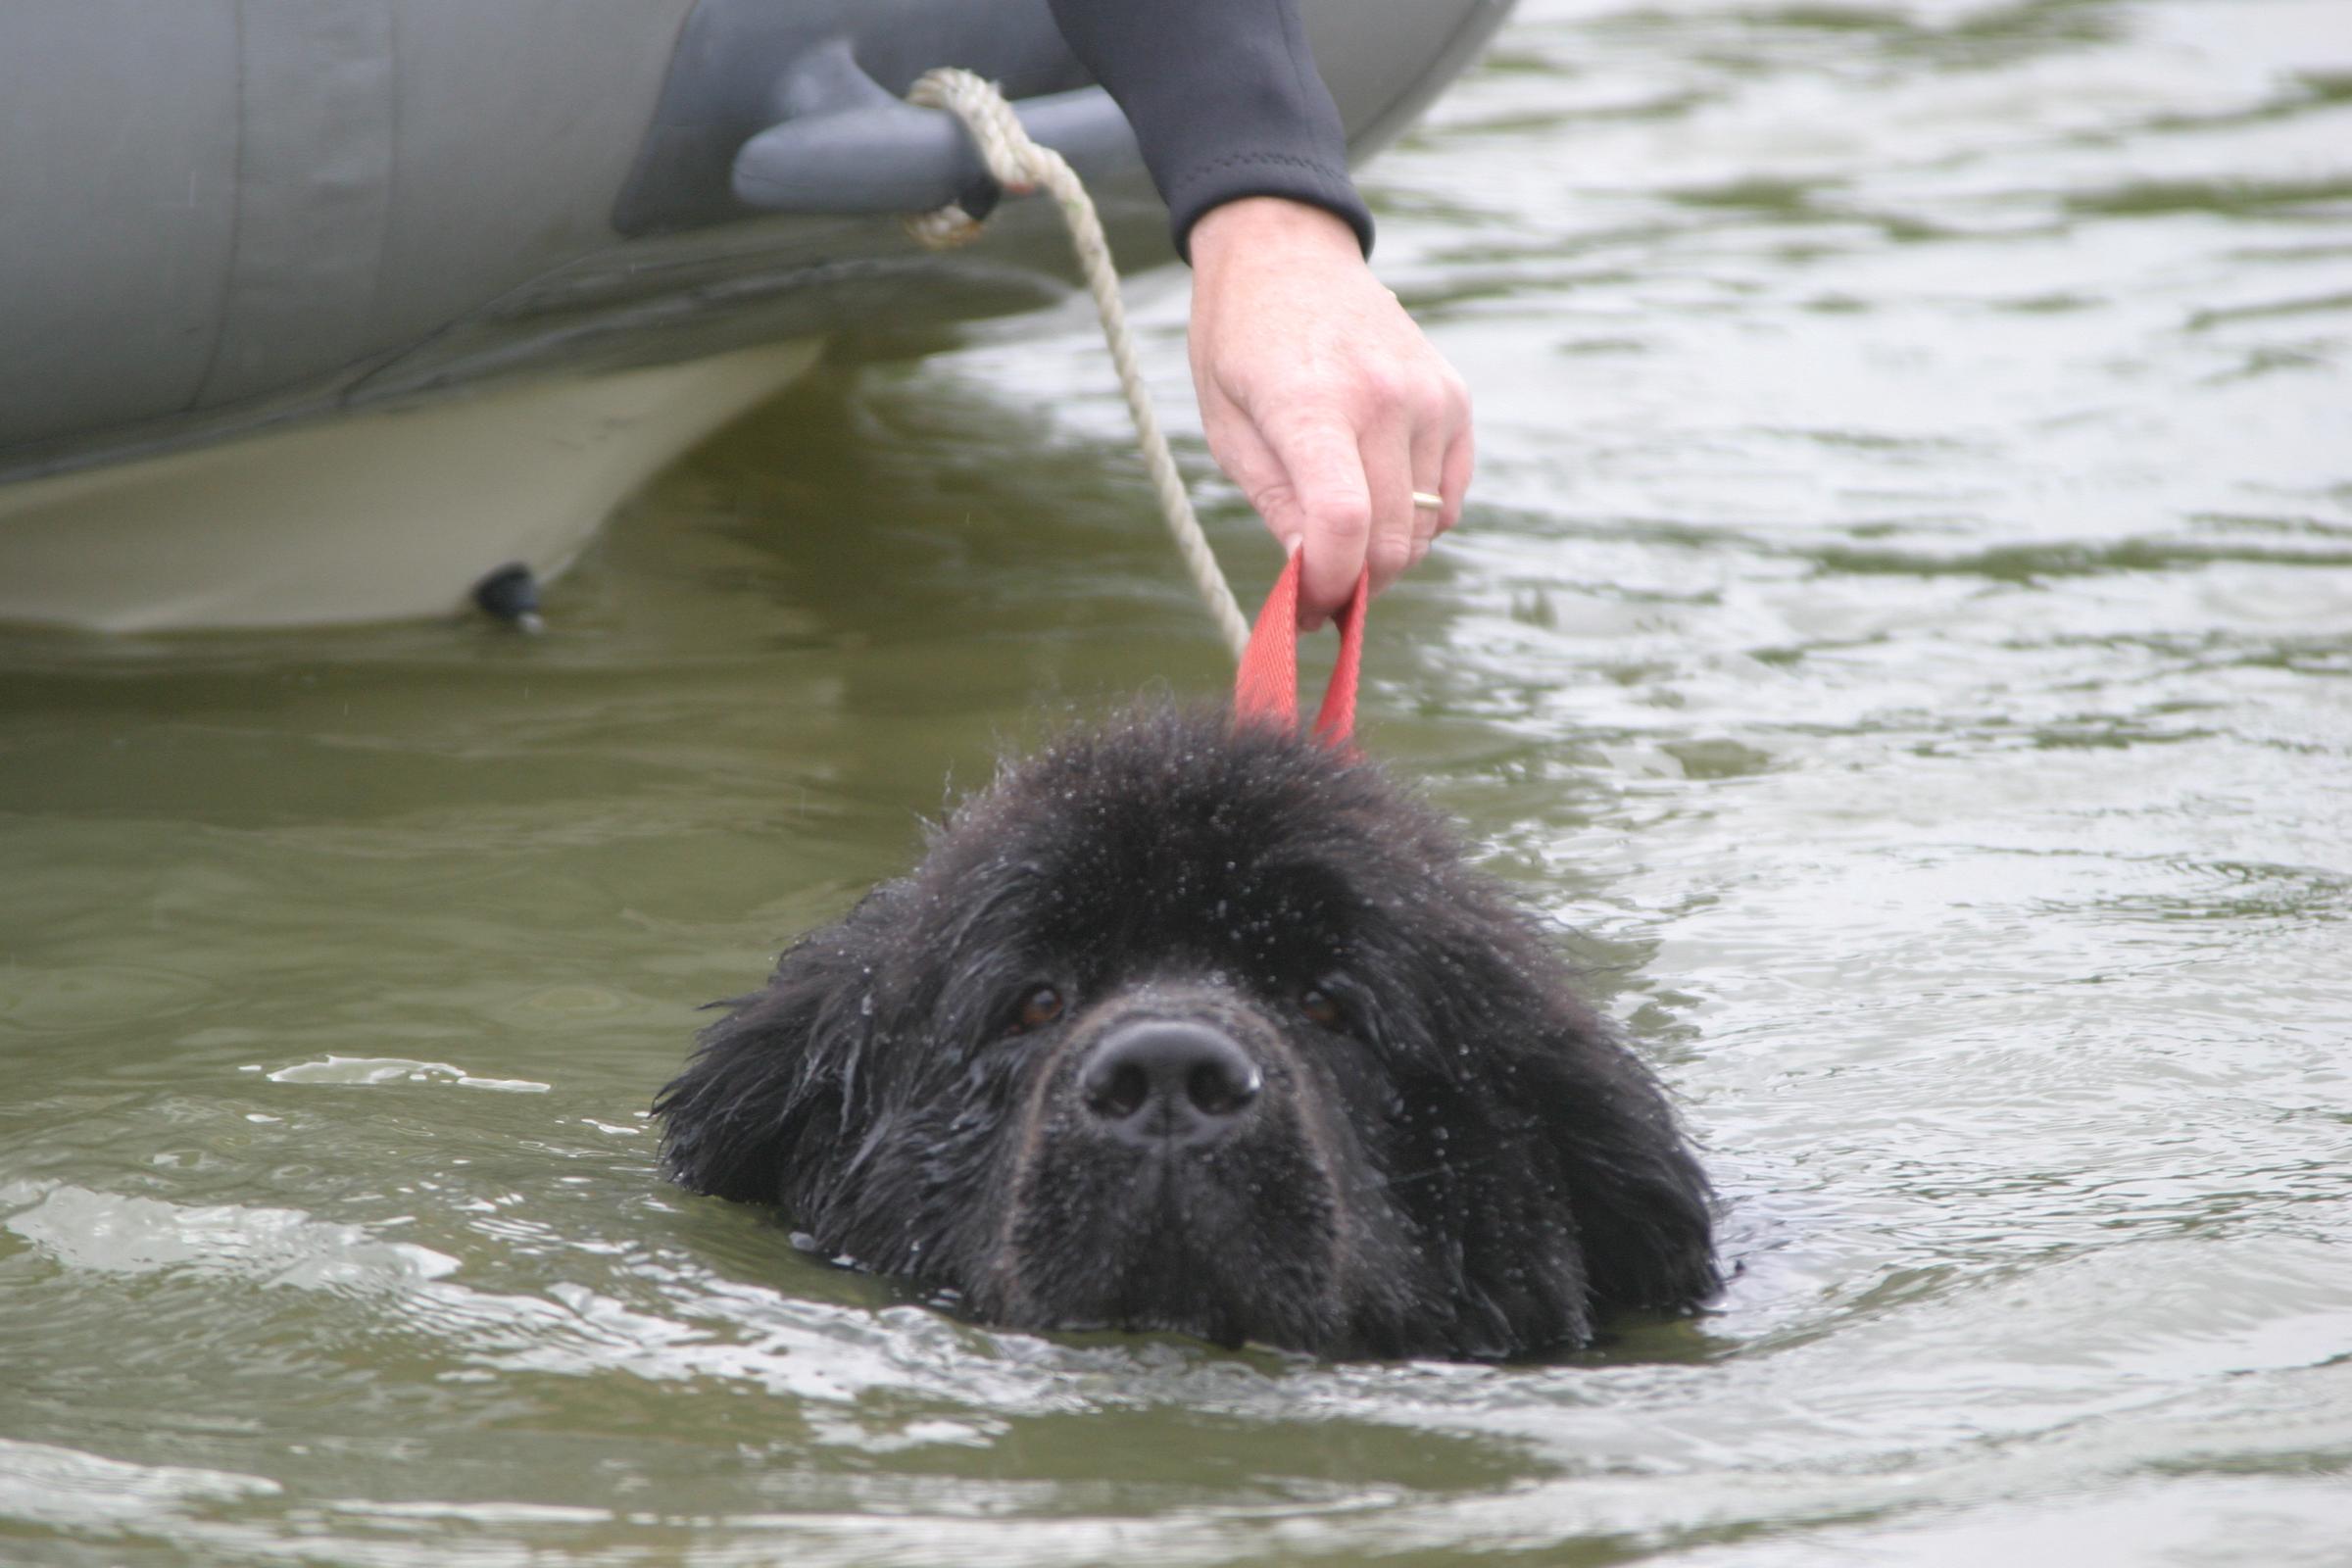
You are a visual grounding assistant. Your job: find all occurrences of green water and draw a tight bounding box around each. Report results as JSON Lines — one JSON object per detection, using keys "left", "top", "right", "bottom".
{"left": 5, "top": 1, "right": 2351, "bottom": 1562}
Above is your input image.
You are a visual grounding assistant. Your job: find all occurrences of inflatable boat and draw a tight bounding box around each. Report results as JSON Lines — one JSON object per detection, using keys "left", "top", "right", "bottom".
{"left": 0, "top": 0, "right": 1511, "bottom": 631}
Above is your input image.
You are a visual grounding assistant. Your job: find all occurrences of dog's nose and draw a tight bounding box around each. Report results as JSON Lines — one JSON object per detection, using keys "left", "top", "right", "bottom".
{"left": 1079, "top": 1021, "right": 1262, "bottom": 1147}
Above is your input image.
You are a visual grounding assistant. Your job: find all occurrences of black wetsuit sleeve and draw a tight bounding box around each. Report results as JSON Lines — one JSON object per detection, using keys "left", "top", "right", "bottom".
{"left": 1046, "top": 0, "right": 1376, "bottom": 261}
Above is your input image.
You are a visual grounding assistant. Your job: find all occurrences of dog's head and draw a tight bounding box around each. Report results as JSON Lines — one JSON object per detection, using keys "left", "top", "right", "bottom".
{"left": 657, "top": 706, "right": 1716, "bottom": 1358}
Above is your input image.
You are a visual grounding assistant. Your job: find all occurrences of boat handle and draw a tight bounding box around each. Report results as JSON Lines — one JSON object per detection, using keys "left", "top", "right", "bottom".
{"left": 732, "top": 41, "right": 1142, "bottom": 217}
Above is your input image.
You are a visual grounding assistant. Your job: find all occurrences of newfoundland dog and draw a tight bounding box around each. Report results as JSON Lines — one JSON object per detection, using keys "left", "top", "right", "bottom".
{"left": 656, "top": 705, "right": 1717, "bottom": 1359}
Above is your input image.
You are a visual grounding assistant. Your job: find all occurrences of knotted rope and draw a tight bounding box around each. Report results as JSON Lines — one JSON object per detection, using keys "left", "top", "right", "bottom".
{"left": 904, "top": 68, "right": 1251, "bottom": 662}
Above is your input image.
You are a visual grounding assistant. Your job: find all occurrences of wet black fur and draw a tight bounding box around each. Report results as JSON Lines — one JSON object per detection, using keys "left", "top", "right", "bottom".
{"left": 656, "top": 706, "right": 1717, "bottom": 1359}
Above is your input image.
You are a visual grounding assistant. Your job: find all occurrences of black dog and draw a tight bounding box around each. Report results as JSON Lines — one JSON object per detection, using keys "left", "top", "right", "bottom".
{"left": 657, "top": 706, "right": 1716, "bottom": 1359}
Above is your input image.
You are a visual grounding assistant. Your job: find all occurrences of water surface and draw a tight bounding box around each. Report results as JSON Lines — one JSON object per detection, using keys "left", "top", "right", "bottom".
{"left": 5, "top": 0, "right": 2350, "bottom": 1562}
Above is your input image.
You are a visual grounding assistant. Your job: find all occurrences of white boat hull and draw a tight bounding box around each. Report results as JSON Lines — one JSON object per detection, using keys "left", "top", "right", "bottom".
{"left": 0, "top": 340, "right": 819, "bottom": 632}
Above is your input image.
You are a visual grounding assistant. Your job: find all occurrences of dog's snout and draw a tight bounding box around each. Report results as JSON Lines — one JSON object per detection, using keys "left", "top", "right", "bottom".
{"left": 1079, "top": 1020, "right": 1262, "bottom": 1146}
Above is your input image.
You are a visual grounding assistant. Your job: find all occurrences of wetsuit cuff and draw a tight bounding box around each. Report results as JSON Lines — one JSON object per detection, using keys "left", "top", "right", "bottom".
{"left": 1046, "top": 0, "right": 1376, "bottom": 265}
{"left": 1168, "top": 157, "right": 1377, "bottom": 263}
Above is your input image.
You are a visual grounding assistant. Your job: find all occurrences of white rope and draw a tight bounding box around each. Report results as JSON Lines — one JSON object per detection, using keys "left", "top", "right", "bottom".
{"left": 905, "top": 68, "right": 1251, "bottom": 662}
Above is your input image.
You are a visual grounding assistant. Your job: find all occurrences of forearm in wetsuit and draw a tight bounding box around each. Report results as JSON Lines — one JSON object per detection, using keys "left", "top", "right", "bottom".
{"left": 1044, "top": 0, "right": 1376, "bottom": 260}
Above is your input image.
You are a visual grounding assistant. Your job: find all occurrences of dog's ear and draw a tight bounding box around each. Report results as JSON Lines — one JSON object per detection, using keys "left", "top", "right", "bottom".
{"left": 1534, "top": 1024, "right": 1720, "bottom": 1320}
{"left": 654, "top": 893, "right": 897, "bottom": 1206}
{"left": 1388, "top": 887, "right": 1720, "bottom": 1345}
{"left": 1429, "top": 1013, "right": 1716, "bottom": 1355}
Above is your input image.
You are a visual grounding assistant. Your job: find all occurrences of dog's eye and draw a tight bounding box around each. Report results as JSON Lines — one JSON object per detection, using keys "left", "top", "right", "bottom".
{"left": 1298, "top": 986, "right": 1345, "bottom": 1029}
{"left": 1015, "top": 985, "right": 1065, "bottom": 1031}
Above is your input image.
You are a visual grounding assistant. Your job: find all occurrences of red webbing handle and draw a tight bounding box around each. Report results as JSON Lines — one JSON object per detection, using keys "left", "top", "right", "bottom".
{"left": 1233, "top": 548, "right": 1368, "bottom": 747}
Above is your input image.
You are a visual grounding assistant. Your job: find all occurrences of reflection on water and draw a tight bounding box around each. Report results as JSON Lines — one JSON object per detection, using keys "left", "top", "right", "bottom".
{"left": 4, "top": 0, "right": 2350, "bottom": 1562}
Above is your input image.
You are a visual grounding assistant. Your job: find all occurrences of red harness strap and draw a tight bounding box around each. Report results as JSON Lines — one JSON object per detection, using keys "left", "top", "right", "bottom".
{"left": 1233, "top": 548, "right": 1369, "bottom": 748}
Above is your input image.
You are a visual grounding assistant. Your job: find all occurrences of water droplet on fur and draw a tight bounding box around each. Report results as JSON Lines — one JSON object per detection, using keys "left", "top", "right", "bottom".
{"left": 858, "top": 993, "right": 874, "bottom": 1017}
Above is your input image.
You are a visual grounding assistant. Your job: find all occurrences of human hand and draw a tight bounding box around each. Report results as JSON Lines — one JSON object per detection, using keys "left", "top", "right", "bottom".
{"left": 1187, "top": 197, "right": 1472, "bottom": 628}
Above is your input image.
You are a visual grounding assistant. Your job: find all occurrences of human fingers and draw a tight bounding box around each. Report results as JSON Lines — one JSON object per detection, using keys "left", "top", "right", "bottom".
{"left": 1406, "top": 413, "right": 1448, "bottom": 569}
{"left": 1358, "top": 408, "right": 1417, "bottom": 598}
{"left": 1437, "top": 411, "right": 1474, "bottom": 543}
{"left": 1260, "top": 415, "right": 1372, "bottom": 628}
{"left": 1200, "top": 393, "right": 1297, "bottom": 533}
{"left": 1201, "top": 385, "right": 1342, "bottom": 626}
{"left": 1413, "top": 357, "right": 1473, "bottom": 551}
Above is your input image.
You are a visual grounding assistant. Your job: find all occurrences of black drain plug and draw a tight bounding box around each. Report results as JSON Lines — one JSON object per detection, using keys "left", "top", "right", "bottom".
{"left": 471, "top": 564, "right": 544, "bottom": 633}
